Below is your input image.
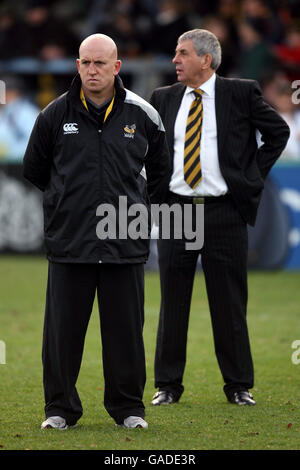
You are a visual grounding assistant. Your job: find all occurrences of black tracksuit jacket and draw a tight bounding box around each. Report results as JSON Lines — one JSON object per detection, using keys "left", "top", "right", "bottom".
{"left": 23, "top": 74, "right": 171, "bottom": 264}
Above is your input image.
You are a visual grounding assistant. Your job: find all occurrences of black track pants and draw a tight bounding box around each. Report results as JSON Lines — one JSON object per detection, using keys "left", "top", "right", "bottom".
{"left": 42, "top": 262, "right": 146, "bottom": 425}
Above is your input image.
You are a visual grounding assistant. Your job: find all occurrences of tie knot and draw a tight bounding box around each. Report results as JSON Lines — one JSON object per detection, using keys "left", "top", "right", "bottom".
{"left": 193, "top": 89, "right": 203, "bottom": 99}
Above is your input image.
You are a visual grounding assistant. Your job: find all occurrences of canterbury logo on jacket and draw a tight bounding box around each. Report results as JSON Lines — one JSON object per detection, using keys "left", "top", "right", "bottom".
{"left": 23, "top": 74, "right": 171, "bottom": 264}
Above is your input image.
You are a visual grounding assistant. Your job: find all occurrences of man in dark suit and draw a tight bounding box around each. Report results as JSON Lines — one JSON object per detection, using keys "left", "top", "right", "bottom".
{"left": 150, "top": 29, "right": 290, "bottom": 407}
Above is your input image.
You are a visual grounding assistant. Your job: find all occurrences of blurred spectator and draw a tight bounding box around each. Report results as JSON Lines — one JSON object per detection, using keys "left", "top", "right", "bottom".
{"left": 202, "top": 15, "right": 238, "bottom": 76}
{"left": 36, "top": 74, "right": 58, "bottom": 109}
{"left": 190, "top": 0, "right": 218, "bottom": 17}
{"left": 150, "top": 0, "right": 192, "bottom": 57}
{"left": 273, "top": 21, "right": 300, "bottom": 82}
{"left": 261, "top": 69, "right": 291, "bottom": 107}
{"left": 0, "top": 6, "right": 23, "bottom": 60}
{"left": 0, "top": 75, "right": 39, "bottom": 162}
{"left": 287, "top": 0, "right": 300, "bottom": 17}
{"left": 272, "top": 84, "right": 300, "bottom": 162}
{"left": 0, "top": 0, "right": 298, "bottom": 100}
{"left": 99, "top": 11, "right": 142, "bottom": 58}
{"left": 240, "top": 0, "right": 285, "bottom": 44}
{"left": 235, "top": 17, "right": 277, "bottom": 82}
{"left": 16, "top": 0, "right": 79, "bottom": 60}
{"left": 216, "top": 0, "right": 240, "bottom": 45}
{"left": 81, "top": 0, "right": 116, "bottom": 38}
{"left": 84, "top": 0, "right": 153, "bottom": 57}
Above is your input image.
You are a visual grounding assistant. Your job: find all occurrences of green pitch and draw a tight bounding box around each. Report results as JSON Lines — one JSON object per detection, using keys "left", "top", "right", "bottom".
{"left": 0, "top": 255, "right": 299, "bottom": 450}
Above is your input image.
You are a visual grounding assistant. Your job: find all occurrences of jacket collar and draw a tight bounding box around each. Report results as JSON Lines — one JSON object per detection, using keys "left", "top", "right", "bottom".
{"left": 166, "top": 75, "right": 232, "bottom": 165}
{"left": 67, "top": 73, "right": 126, "bottom": 114}
{"left": 172, "top": 75, "right": 232, "bottom": 149}
{"left": 175, "top": 75, "right": 232, "bottom": 158}
{"left": 185, "top": 73, "right": 216, "bottom": 97}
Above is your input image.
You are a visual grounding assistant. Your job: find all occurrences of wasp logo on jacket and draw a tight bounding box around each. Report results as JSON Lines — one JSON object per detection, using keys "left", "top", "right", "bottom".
{"left": 63, "top": 123, "right": 79, "bottom": 134}
{"left": 124, "top": 124, "right": 136, "bottom": 138}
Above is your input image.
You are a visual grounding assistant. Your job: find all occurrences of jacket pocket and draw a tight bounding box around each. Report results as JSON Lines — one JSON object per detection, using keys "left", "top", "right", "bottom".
{"left": 43, "top": 191, "right": 64, "bottom": 233}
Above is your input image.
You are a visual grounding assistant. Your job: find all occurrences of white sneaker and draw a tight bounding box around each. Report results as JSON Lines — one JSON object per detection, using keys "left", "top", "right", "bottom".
{"left": 122, "top": 416, "right": 148, "bottom": 429}
{"left": 41, "top": 416, "right": 69, "bottom": 430}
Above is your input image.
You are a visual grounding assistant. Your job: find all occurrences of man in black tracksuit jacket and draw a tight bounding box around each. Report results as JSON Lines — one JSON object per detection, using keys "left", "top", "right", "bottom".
{"left": 23, "top": 34, "right": 171, "bottom": 429}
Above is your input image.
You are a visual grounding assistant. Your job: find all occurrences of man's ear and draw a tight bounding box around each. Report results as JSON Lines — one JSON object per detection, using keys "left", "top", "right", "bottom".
{"left": 114, "top": 60, "right": 122, "bottom": 76}
{"left": 202, "top": 54, "right": 213, "bottom": 70}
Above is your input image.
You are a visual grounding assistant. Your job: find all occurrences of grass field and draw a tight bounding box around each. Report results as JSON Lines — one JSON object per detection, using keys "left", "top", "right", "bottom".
{"left": 0, "top": 255, "right": 300, "bottom": 451}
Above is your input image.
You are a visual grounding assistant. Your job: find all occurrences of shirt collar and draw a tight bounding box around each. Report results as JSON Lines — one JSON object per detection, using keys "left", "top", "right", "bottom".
{"left": 185, "top": 72, "right": 216, "bottom": 97}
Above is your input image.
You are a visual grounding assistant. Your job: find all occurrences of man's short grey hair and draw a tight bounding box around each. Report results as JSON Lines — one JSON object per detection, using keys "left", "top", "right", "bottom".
{"left": 178, "top": 29, "right": 222, "bottom": 71}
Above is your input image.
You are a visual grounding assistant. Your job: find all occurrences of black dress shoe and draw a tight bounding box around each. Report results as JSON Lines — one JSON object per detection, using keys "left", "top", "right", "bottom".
{"left": 151, "top": 391, "right": 175, "bottom": 406}
{"left": 228, "top": 390, "right": 256, "bottom": 406}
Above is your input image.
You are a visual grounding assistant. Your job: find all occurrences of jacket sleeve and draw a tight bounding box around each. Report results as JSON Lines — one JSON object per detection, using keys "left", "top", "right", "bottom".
{"left": 144, "top": 109, "right": 171, "bottom": 205}
{"left": 250, "top": 81, "right": 290, "bottom": 179}
{"left": 23, "top": 111, "right": 53, "bottom": 191}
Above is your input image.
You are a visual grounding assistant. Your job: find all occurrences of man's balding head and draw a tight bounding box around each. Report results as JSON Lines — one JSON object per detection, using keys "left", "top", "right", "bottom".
{"left": 77, "top": 34, "right": 121, "bottom": 105}
{"left": 79, "top": 34, "right": 118, "bottom": 61}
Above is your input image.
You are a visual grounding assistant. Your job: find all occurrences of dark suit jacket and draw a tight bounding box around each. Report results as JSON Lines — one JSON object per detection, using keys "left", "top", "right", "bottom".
{"left": 150, "top": 75, "right": 290, "bottom": 226}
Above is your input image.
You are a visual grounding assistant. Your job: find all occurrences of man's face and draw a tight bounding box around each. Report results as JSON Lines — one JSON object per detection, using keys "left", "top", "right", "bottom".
{"left": 77, "top": 40, "right": 121, "bottom": 95}
{"left": 173, "top": 39, "right": 208, "bottom": 87}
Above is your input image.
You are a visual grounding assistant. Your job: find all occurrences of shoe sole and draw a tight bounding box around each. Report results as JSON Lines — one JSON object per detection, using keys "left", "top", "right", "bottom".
{"left": 115, "top": 424, "right": 148, "bottom": 429}
{"left": 41, "top": 423, "right": 77, "bottom": 430}
{"left": 228, "top": 401, "right": 256, "bottom": 406}
{"left": 151, "top": 401, "right": 173, "bottom": 406}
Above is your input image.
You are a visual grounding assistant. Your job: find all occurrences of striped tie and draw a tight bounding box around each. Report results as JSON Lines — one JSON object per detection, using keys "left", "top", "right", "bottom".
{"left": 184, "top": 89, "right": 203, "bottom": 189}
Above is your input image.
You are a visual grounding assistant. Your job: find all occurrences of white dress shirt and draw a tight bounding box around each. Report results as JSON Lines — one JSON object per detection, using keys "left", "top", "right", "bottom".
{"left": 169, "top": 73, "right": 228, "bottom": 196}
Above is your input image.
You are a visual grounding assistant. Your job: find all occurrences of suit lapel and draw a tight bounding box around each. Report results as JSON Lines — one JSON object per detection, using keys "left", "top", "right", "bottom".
{"left": 167, "top": 85, "right": 186, "bottom": 158}
{"left": 215, "top": 75, "right": 232, "bottom": 158}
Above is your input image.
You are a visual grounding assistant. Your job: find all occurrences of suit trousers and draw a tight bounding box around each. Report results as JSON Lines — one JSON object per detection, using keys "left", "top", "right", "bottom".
{"left": 155, "top": 193, "right": 254, "bottom": 401}
{"left": 42, "top": 262, "right": 146, "bottom": 425}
